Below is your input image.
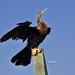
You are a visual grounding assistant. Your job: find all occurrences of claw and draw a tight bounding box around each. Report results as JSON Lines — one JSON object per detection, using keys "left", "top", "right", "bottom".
{"left": 32, "top": 48, "right": 43, "bottom": 56}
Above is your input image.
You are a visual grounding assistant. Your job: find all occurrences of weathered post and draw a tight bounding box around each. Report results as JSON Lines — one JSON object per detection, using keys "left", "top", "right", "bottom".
{"left": 32, "top": 48, "right": 48, "bottom": 75}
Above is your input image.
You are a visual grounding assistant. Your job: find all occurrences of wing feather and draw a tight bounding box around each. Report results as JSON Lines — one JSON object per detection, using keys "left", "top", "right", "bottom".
{"left": 0, "top": 21, "right": 32, "bottom": 42}
{"left": 47, "top": 27, "right": 51, "bottom": 34}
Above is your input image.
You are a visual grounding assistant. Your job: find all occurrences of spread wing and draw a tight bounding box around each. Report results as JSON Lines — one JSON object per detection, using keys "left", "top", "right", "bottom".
{"left": 0, "top": 21, "right": 32, "bottom": 42}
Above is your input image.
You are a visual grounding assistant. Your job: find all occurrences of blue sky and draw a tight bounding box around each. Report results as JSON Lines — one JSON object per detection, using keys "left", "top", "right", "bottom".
{"left": 0, "top": 0, "right": 75, "bottom": 75}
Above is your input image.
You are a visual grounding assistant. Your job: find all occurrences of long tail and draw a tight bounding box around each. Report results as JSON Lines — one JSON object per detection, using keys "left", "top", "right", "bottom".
{"left": 11, "top": 46, "right": 31, "bottom": 66}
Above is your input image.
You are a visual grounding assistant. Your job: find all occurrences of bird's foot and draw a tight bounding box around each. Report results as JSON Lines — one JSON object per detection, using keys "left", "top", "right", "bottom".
{"left": 32, "top": 48, "right": 43, "bottom": 56}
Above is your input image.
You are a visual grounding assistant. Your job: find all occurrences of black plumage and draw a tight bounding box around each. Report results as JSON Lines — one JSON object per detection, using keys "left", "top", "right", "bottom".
{"left": 0, "top": 8, "right": 51, "bottom": 66}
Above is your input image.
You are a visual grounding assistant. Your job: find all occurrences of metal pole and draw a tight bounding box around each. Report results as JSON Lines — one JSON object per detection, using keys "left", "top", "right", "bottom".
{"left": 33, "top": 49, "right": 48, "bottom": 75}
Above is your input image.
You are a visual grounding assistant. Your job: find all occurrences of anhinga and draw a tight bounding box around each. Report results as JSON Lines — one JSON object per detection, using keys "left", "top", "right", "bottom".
{"left": 0, "top": 8, "right": 51, "bottom": 66}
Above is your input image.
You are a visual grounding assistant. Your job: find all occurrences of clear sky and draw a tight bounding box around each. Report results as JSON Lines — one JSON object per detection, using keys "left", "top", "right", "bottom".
{"left": 0, "top": 0, "right": 75, "bottom": 75}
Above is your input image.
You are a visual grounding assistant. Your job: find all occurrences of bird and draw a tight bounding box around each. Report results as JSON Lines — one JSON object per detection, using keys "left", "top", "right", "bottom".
{"left": 0, "top": 8, "right": 51, "bottom": 66}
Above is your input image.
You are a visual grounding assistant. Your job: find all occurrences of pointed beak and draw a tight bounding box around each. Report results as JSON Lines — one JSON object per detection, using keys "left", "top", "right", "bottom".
{"left": 39, "top": 8, "right": 48, "bottom": 18}
{"left": 41, "top": 8, "right": 48, "bottom": 14}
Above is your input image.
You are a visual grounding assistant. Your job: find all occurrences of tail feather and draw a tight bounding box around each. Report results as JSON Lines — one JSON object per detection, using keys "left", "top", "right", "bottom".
{"left": 11, "top": 46, "right": 31, "bottom": 66}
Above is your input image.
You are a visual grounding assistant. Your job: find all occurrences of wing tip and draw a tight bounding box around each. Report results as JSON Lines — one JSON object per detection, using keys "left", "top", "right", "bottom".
{"left": 0, "top": 38, "right": 2, "bottom": 42}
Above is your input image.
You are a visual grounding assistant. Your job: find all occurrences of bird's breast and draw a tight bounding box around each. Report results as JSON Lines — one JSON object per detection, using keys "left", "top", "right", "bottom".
{"left": 27, "top": 30, "right": 46, "bottom": 48}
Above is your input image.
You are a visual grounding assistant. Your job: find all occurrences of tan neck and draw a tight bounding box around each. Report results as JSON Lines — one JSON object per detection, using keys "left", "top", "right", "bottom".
{"left": 37, "top": 21, "right": 48, "bottom": 35}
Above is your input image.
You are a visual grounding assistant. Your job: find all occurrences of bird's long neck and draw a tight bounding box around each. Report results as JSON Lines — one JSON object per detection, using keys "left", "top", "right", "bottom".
{"left": 36, "top": 12, "right": 41, "bottom": 26}
{"left": 36, "top": 8, "right": 48, "bottom": 26}
{"left": 36, "top": 8, "right": 48, "bottom": 35}
{"left": 37, "top": 21, "right": 48, "bottom": 35}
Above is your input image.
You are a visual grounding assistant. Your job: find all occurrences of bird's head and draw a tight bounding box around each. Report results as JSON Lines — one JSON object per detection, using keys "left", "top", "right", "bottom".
{"left": 36, "top": 8, "right": 48, "bottom": 25}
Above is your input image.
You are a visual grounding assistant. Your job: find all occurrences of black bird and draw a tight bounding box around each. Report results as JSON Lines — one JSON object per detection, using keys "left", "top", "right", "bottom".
{"left": 0, "top": 8, "right": 51, "bottom": 66}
